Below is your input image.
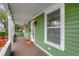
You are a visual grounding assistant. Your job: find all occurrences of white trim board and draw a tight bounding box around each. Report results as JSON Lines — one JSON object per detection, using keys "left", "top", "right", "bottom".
{"left": 44, "top": 3, "right": 65, "bottom": 51}
{"left": 34, "top": 43, "right": 53, "bottom": 56}
{"left": 0, "top": 40, "right": 11, "bottom": 56}
{"left": 30, "top": 11, "right": 44, "bottom": 21}
{"left": 29, "top": 4, "right": 54, "bottom": 22}
{"left": 31, "top": 20, "right": 36, "bottom": 42}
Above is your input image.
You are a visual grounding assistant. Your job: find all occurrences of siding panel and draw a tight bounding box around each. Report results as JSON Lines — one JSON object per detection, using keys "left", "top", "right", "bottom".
{"left": 32, "top": 3, "right": 79, "bottom": 56}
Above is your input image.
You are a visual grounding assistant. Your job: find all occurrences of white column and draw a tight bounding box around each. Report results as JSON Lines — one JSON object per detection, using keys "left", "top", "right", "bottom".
{"left": 8, "top": 16, "right": 14, "bottom": 44}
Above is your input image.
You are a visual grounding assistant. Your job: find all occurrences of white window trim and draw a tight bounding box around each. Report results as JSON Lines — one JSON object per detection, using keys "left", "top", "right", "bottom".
{"left": 44, "top": 3, "right": 65, "bottom": 51}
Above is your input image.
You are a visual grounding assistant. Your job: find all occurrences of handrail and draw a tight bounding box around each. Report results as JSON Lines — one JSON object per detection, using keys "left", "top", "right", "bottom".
{"left": 0, "top": 40, "right": 11, "bottom": 56}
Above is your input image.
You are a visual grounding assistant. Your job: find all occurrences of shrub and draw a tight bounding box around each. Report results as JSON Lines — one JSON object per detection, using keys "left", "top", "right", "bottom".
{"left": 0, "top": 32, "right": 8, "bottom": 36}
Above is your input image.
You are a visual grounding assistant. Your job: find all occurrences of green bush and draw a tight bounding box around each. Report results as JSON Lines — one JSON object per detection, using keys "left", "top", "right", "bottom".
{"left": 0, "top": 32, "right": 8, "bottom": 36}
{"left": 15, "top": 24, "right": 20, "bottom": 32}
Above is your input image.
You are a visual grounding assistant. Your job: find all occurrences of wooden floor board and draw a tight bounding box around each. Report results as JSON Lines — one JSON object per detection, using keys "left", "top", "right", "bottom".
{"left": 11, "top": 37, "right": 48, "bottom": 56}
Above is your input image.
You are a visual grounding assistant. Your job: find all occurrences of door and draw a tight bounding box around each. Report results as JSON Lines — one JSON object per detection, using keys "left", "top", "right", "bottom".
{"left": 31, "top": 20, "right": 35, "bottom": 42}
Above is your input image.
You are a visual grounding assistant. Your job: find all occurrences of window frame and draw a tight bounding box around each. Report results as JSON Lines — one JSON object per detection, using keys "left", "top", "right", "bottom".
{"left": 44, "top": 4, "right": 65, "bottom": 51}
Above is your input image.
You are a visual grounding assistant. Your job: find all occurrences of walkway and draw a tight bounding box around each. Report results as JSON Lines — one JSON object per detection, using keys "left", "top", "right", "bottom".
{"left": 11, "top": 37, "right": 48, "bottom": 56}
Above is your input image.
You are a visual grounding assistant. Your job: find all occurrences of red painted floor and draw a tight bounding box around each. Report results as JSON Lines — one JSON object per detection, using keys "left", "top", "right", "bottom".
{"left": 11, "top": 37, "right": 48, "bottom": 56}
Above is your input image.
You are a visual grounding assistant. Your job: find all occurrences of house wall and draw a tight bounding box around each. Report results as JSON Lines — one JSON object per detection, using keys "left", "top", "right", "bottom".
{"left": 29, "top": 3, "right": 79, "bottom": 56}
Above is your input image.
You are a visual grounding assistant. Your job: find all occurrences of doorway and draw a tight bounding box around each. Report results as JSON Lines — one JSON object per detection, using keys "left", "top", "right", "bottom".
{"left": 31, "top": 20, "right": 36, "bottom": 42}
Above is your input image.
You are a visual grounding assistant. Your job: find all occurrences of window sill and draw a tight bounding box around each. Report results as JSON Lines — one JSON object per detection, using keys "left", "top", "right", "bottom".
{"left": 45, "top": 41, "right": 64, "bottom": 51}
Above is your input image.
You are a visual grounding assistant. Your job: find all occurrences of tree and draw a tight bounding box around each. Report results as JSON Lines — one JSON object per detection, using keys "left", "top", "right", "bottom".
{"left": 0, "top": 10, "right": 8, "bottom": 32}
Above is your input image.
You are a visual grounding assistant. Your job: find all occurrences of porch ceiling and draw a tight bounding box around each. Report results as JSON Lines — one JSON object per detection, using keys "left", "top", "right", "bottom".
{"left": 9, "top": 3, "right": 53, "bottom": 24}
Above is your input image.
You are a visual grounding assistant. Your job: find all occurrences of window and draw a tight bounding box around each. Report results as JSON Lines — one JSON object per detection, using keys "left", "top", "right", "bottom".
{"left": 44, "top": 4, "right": 65, "bottom": 51}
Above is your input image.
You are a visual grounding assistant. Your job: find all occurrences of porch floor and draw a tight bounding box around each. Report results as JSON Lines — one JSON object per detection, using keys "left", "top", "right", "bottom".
{"left": 11, "top": 37, "right": 48, "bottom": 56}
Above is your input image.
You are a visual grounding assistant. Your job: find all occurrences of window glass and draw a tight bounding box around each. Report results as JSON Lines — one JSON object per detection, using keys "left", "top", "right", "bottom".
{"left": 47, "top": 9, "right": 61, "bottom": 45}
{"left": 47, "top": 9, "right": 60, "bottom": 27}
{"left": 47, "top": 28, "right": 60, "bottom": 45}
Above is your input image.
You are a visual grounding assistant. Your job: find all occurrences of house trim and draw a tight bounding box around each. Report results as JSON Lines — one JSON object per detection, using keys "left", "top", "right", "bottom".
{"left": 30, "top": 11, "right": 44, "bottom": 21}
{"left": 44, "top": 3, "right": 65, "bottom": 51}
{"left": 31, "top": 20, "right": 36, "bottom": 42}
{"left": 34, "top": 43, "right": 52, "bottom": 56}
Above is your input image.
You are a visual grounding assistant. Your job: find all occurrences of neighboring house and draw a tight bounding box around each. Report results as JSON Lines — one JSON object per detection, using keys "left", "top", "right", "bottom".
{"left": 26, "top": 3, "right": 79, "bottom": 56}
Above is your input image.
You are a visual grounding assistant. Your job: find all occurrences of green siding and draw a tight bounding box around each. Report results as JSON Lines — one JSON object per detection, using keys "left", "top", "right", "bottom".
{"left": 29, "top": 3, "right": 79, "bottom": 56}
